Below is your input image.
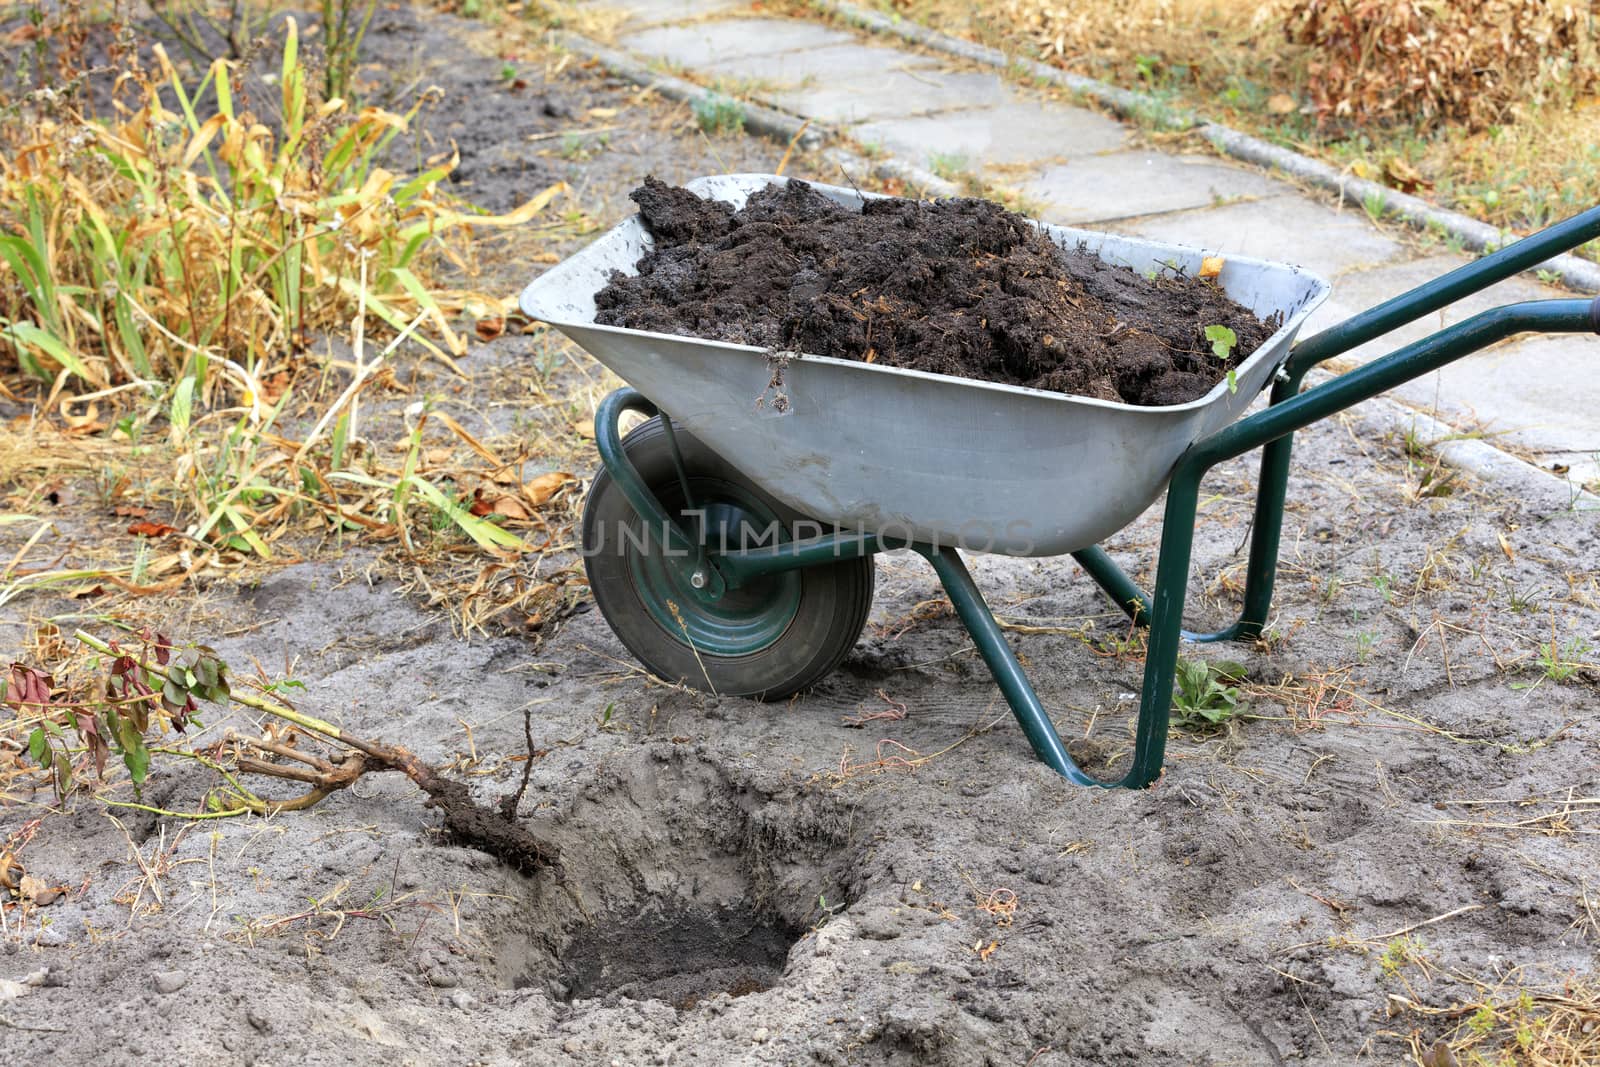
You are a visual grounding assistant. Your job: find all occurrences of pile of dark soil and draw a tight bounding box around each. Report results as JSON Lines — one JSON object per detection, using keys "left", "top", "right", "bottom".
{"left": 593, "top": 178, "right": 1281, "bottom": 406}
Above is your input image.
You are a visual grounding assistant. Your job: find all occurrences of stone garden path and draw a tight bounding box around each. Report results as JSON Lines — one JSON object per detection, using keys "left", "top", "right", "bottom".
{"left": 582, "top": 0, "right": 1600, "bottom": 491}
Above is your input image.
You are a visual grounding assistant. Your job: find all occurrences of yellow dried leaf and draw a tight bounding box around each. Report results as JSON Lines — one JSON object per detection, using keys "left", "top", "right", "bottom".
{"left": 0, "top": 850, "right": 20, "bottom": 891}
{"left": 182, "top": 113, "right": 226, "bottom": 168}
{"left": 1199, "top": 256, "right": 1225, "bottom": 280}
{"left": 352, "top": 167, "right": 396, "bottom": 207}
{"left": 492, "top": 496, "right": 530, "bottom": 520}
{"left": 525, "top": 471, "right": 575, "bottom": 505}
{"left": 432, "top": 411, "right": 505, "bottom": 467}
{"left": 1266, "top": 93, "right": 1297, "bottom": 114}
{"left": 1383, "top": 156, "right": 1432, "bottom": 192}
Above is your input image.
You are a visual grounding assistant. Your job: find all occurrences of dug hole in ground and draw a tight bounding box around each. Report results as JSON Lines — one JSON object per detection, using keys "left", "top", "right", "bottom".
{"left": 2, "top": 6, "right": 1599, "bottom": 1066}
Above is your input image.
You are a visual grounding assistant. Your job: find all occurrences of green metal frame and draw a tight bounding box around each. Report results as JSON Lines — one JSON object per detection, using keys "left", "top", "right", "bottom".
{"left": 593, "top": 205, "right": 1600, "bottom": 788}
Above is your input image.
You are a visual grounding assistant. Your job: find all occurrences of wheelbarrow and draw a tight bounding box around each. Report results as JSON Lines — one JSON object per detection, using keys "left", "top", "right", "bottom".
{"left": 521, "top": 174, "right": 1600, "bottom": 788}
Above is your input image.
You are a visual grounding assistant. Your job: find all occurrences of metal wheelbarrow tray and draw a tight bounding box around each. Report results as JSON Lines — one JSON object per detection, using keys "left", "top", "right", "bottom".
{"left": 523, "top": 174, "right": 1600, "bottom": 788}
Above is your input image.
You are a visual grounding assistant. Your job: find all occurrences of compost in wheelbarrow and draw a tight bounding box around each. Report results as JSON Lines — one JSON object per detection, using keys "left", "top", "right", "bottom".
{"left": 593, "top": 176, "right": 1281, "bottom": 407}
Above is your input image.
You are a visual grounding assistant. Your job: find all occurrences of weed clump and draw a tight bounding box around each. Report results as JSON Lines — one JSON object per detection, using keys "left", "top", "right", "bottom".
{"left": 0, "top": 17, "right": 550, "bottom": 396}
{"left": 1171, "top": 657, "right": 1248, "bottom": 731}
{"left": 691, "top": 92, "right": 746, "bottom": 136}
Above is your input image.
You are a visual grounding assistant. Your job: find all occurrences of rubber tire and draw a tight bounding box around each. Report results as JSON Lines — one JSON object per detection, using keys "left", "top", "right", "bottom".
{"left": 581, "top": 416, "right": 874, "bottom": 700}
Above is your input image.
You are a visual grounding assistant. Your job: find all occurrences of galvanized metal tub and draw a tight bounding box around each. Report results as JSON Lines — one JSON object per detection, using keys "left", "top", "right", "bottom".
{"left": 520, "top": 174, "right": 1331, "bottom": 557}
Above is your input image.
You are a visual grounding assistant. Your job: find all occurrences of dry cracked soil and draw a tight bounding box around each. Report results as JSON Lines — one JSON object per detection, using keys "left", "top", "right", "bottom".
{"left": 2, "top": 6, "right": 1599, "bottom": 1066}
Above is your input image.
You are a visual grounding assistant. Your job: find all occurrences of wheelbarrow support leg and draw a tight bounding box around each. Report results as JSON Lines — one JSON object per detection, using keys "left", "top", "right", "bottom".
{"left": 1070, "top": 545, "right": 1150, "bottom": 625}
{"left": 921, "top": 546, "right": 1100, "bottom": 786}
{"left": 923, "top": 524, "right": 1199, "bottom": 788}
{"left": 933, "top": 295, "right": 1599, "bottom": 788}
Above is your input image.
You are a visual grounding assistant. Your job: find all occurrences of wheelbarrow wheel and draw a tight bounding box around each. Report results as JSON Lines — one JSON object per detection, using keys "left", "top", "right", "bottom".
{"left": 581, "top": 416, "right": 875, "bottom": 700}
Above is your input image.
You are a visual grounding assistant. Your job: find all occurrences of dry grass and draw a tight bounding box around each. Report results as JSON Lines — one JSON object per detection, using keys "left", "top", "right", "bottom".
{"left": 0, "top": 7, "right": 596, "bottom": 594}
{"left": 1391, "top": 971, "right": 1600, "bottom": 1067}
{"left": 873, "top": 0, "right": 1600, "bottom": 261}
{"left": 1284, "top": 0, "right": 1598, "bottom": 130}
{"left": 0, "top": 16, "right": 553, "bottom": 395}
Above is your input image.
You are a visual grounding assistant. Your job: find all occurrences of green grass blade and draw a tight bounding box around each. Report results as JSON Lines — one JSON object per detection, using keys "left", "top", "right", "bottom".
{"left": 403, "top": 475, "right": 529, "bottom": 552}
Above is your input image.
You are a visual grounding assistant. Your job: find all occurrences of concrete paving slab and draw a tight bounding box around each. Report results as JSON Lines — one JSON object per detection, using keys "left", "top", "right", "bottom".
{"left": 577, "top": 0, "right": 747, "bottom": 27}
{"left": 1300, "top": 253, "right": 1558, "bottom": 363}
{"left": 618, "top": 20, "right": 855, "bottom": 69}
{"left": 1429, "top": 332, "right": 1600, "bottom": 462}
{"left": 1381, "top": 332, "right": 1600, "bottom": 490}
{"left": 702, "top": 42, "right": 938, "bottom": 87}
{"left": 849, "top": 99, "right": 1126, "bottom": 172}
{"left": 1021, "top": 152, "right": 1287, "bottom": 225}
{"left": 1117, "top": 195, "right": 1409, "bottom": 278}
{"left": 762, "top": 68, "right": 1010, "bottom": 124}
{"left": 1297, "top": 254, "right": 1599, "bottom": 487}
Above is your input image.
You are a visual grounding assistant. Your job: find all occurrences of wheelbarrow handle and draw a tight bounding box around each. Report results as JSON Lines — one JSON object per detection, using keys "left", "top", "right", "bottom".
{"left": 1289, "top": 203, "right": 1600, "bottom": 376}
{"left": 1195, "top": 297, "right": 1598, "bottom": 471}
{"left": 1184, "top": 237, "right": 1600, "bottom": 645}
{"left": 1084, "top": 295, "right": 1600, "bottom": 786}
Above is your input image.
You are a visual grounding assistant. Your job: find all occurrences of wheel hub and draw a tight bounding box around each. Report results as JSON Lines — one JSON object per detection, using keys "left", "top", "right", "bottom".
{"left": 627, "top": 486, "right": 802, "bottom": 657}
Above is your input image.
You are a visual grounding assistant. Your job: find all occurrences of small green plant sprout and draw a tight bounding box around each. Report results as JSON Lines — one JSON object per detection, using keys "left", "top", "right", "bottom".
{"left": 1467, "top": 1002, "right": 1498, "bottom": 1035}
{"left": 1536, "top": 268, "right": 1561, "bottom": 285}
{"left": 1378, "top": 934, "right": 1429, "bottom": 978}
{"left": 1171, "top": 658, "right": 1248, "bottom": 730}
{"left": 692, "top": 92, "right": 746, "bottom": 136}
{"left": 1362, "top": 189, "right": 1388, "bottom": 221}
{"left": 500, "top": 62, "right": 518, "bottom": 82}
{"left": 1133, "top": 52, "right": 1162, "bottom": 87}
{"left": 1204, "top": 325, "right": 1239, "bottom": 393}
{"left": 1537, "top": 632, "right": 1592, "bottom": 684}
{"left": 812, "top": 893, "right": 846, "bottom": 931}
{"left": 1505, "top": 581, "right": 1540, "bottom": 614}
{"left": 1204, "top": 324, "right": 1237, "bottom": 360}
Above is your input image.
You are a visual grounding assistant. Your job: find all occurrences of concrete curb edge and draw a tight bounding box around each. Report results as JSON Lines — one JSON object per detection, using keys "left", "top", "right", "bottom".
{"left": 1353, "top": 395, "right": 1599, "bottom": 511}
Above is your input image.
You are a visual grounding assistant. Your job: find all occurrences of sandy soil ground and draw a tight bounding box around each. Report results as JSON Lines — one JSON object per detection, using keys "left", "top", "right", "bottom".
{"left": 2, "top": 7, "right": 1598, "bottom": 1066}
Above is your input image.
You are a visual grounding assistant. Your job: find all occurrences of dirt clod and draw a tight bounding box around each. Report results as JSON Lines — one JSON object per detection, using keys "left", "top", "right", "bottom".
{"left": 595, "top": 177, "right": 1280, "bottom": 406}
{"left": 416, "top": 773, "right": 561, "bottom": 874}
